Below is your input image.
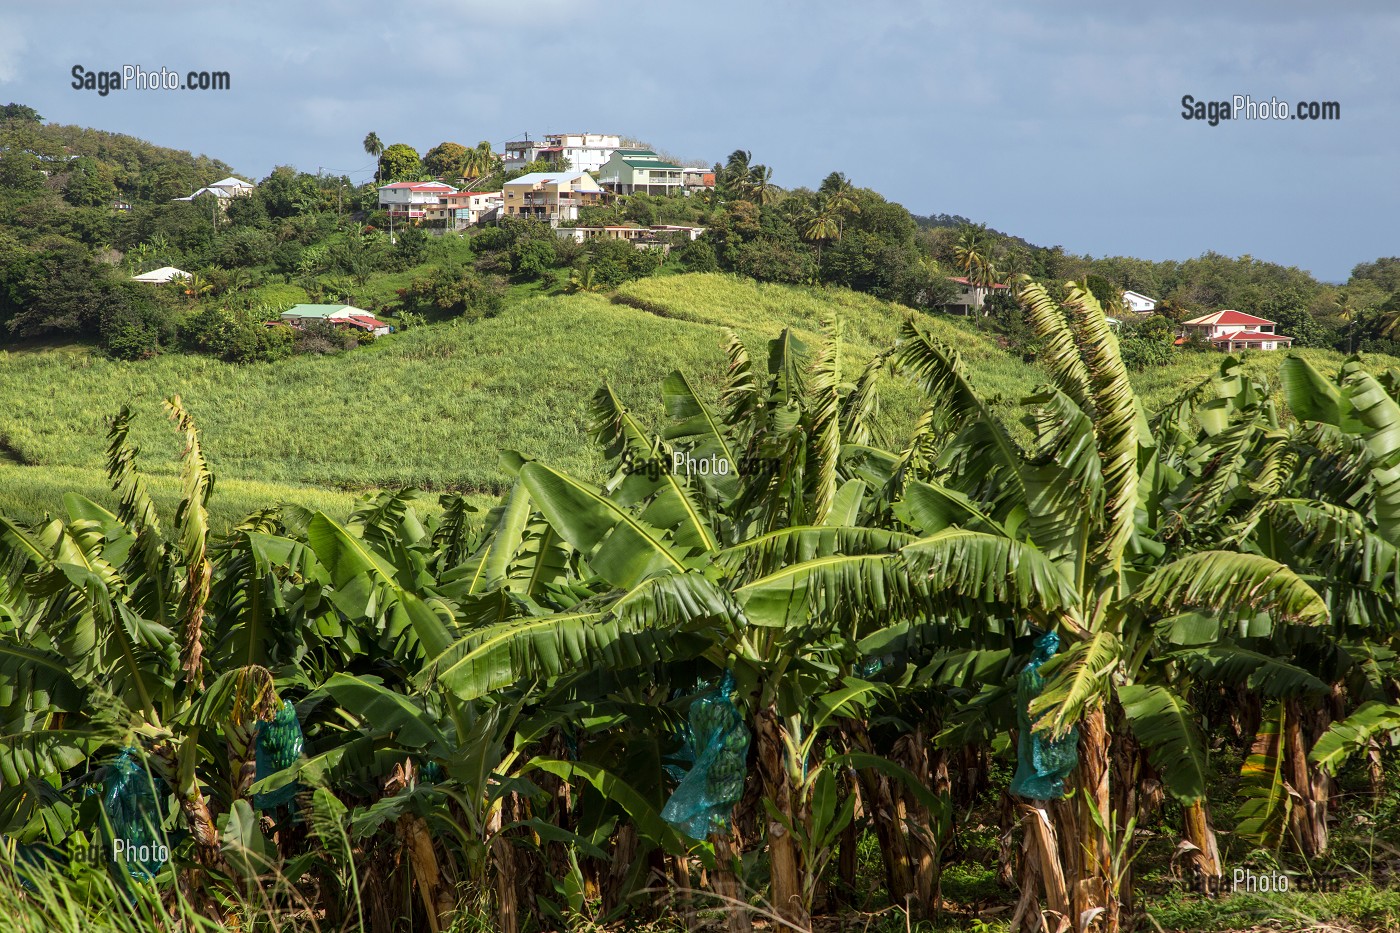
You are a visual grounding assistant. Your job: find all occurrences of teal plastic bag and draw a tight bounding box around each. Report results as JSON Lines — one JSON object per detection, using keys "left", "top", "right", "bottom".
{"left": 254, "top": 700, "right": 304, "bottom": 809}
{"left": 661, "top": 670, "right": 750, "bottom": 840}
{"left": 1010, "top": 632, "right": 1079, "bottom": 801}
{"left": 103, "top": 748, "right": 168, "bottom": 880}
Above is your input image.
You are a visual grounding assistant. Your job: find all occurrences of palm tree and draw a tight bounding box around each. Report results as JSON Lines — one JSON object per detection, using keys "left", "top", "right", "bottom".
{"left": 800, "top": 196, "right": 842, "bottom": 262}
{"left": 953, "top": 225, "right": 1000, "bottom": 316}
{"left": 748, "top": 164, "right": 778, "bottom": 205}
{"left": 363, "top": 131, "right": 384, "bottom": 183}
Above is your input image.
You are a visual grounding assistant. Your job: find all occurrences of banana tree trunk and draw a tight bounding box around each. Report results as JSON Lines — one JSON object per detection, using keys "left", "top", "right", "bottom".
{"left": 1070, "top": 707, "right": 1115, "bottom": 933}
{"left": 755, "top": 705, "right": 807, "bottom": 929}
{"left": 600, "top": 824, "right": 636, "bottom": 915}
{"left": 712, "top": 827, "right": 753, "bottom": 933}
{"left": 895, "top": 729, "right": 941, "bottom": 918}
{"left": 1182, "top": 801, "right": 1222, "bottom": 895}
{"left": 846, "top": 719, "right": 916, "bottom": 906}
{"left": 1284, "top": 697, "right": 1329, "bottom": 857}
{"left": 486, "top": 801, "right": 518, "bottom": 933}
{"left": 179, "top": 789, "right": 223, "bottom": 868}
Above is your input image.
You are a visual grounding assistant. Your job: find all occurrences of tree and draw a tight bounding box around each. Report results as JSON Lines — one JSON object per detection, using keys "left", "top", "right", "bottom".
{"left": 0, "top": 102, "right": 43, "bottom": 123}
{"left": 363, "top": 131, "right": 385, "bottom": 183}
{"left": 424, "top": 141, "right": 470, "bottom": 179}
{"left": 464, "top": 140, "right": 499, "bottom": 182}
{"left": 378, "top": 143, "right": 422, "bottom": 183}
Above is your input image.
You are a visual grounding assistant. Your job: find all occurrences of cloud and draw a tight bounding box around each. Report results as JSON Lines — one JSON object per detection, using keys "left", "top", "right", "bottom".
{"left": 0, "top": 16, "right": 27, "bottom": 83}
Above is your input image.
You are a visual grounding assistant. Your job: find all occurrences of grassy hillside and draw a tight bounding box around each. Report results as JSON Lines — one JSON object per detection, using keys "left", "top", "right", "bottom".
{"left": 4, "top": 272, "right": 1398, "bottom": 528}
{"left": 0, "top": 276, "right": 955, "bottom": 523}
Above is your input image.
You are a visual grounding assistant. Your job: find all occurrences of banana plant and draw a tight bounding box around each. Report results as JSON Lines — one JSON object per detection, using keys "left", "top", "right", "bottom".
{"left": 884, "top": 282, "right": 1331, "bottom": 932}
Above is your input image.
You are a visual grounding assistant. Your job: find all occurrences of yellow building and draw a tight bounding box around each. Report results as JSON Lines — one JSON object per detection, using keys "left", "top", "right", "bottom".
{"left": 502, "top": 171, "right": 604, "bottom": 225}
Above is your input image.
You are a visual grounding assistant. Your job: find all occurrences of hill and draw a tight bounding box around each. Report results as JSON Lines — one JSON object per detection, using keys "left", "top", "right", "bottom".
{"left": 4, "top": 272, "right": 1400, "bottom": 531}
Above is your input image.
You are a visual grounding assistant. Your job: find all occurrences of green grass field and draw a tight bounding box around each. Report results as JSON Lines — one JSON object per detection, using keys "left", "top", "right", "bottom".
{"left": 4, "top": 272, "right": 1399, "bottom": 529}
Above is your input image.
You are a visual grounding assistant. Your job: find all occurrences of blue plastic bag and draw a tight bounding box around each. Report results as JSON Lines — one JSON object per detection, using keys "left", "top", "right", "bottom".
{"left": 254, "top": 700, "right": 304, "bottom": 809}
{"left": 1010, "top": 632, "right": 1079, "bottom": 801}
{"left": 661, "top": 670, "right": 750, "bottom": 840}
{"left": 103, "top": 748, "right": 168, "bottom": 880}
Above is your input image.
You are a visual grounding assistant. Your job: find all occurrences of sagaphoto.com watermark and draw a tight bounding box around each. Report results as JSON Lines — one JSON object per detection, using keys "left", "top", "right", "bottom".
{"left": 72, "top": 65, "right": 230, "bottom": 97}
{"left": 1181, "top": 94, "right": 1339, "bottom": 126}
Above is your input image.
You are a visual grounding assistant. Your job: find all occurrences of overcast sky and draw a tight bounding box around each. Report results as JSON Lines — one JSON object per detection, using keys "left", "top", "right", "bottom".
{"left": 1, "top": 1, "right": 1394, "bottom": 281}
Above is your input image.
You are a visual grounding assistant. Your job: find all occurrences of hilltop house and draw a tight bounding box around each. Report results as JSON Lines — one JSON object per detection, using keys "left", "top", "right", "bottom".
{"left": 1179, "top": 310, "right": 1293, "bottom": 351}
{"left": 1123, "top": 290, "right": 1157, "bottom": 314}
{"left": 502, "top": 171, "right": 603, "bottom": 225}
{"left": 555, "top": 224, "right": 706, "bottom": 247}
{"left": 174, "top": 176, "right": 254, "bottom": 202}
{"left": 280, "top": 304, "right": 390, "bottom": 336}
{"left": 682, "top": 167, "right": 716, "bottom": 190}
{"left": 504, "top": 133, "right": 620, "bottom": 174}
{"left": 131, "top": 266, "right": 190, "bottom": 284}
{"left": 597, "top": 149, "right": 684, "bottom": 195}
{"left": 378, "top": 181, "right": 458, "bottom": 219}
{"left": 942, "top": 276, "right": 1009, "bottom": 315}
{"left": 425, "top": 190, "right": 503, "bottom": 229}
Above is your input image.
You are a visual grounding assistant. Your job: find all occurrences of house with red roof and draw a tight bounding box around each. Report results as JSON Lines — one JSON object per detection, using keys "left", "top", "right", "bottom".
{"left": 377, "top": 181, "right": 458, "bottom": 219}
{"left": 280, "top": 304, "right": 391, "bottom": 336}
{"left": 943, "top": 276, "right": 1009, "bottom": 315}
{"left": 1179, "top": 310, "right": 1293, "bottom": 352}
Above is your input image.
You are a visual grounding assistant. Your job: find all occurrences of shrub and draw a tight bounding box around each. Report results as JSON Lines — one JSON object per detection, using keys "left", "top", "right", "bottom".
{"left": 180, "top": 305, "right": 295, "bottom": 362}
{"left": 398, "top": 266, "right": 507, "bottom": 322}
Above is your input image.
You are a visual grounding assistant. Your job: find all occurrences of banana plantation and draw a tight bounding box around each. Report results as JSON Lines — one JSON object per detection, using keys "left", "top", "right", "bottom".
{"left": 5, "top": 280, "right": 1400, "bottom": 933}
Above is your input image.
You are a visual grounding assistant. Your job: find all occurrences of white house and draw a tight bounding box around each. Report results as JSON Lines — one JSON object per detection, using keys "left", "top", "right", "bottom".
{"left": 280, "top": 303, "right": 391, "bottom": 336}
{"left": 173, "top": 176, "right": 255, "bottom": 202}
{"left": 1179, "top": 310, "right": 1294, "bottom": 352}
{"left": 424, "top": 189, "right": 503, "bottom": 229}
{"left": 504, "top": 133, "right": 620, "bottom": 174}
{"left": 378, "top": 181, "right": 458, "bottom": 219}
{"left": 131, "top": 266, "right": 190, "bottom": 284}
{"left": 1123, "top": 290, "right": 1157, "bottom": 314}
{"left": 943, "top": 276, "right": 1009, "bottom": 315}
{"left": 555, "top": 224, "right": 706, "bottom": 244}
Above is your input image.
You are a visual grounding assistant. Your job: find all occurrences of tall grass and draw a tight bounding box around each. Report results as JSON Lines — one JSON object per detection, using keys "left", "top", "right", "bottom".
{"left": 0, "top": 463, "right": 372, "bottom": 533}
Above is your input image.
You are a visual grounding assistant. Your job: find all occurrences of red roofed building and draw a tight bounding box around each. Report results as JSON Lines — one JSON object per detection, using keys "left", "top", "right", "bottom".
{"left": 1180, "top": 310, "right": 1293, "bottom": 352}
{"left": 943, "top": 276, "right": 1010, "bottom": 315}
{"left": 377, "top": 181, "right": 458, "bottom": 218}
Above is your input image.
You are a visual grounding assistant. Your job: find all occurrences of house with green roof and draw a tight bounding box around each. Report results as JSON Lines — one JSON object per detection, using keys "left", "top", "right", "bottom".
{"left": 597, "top": 148, "right": 683, "bottom": 195}
{"left": 279, "top": 304, "right": 390, "bottom": 336}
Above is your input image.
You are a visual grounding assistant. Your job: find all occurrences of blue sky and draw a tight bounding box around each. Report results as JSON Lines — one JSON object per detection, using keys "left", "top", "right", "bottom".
{"left": 1, "top": 0, "right": 1394, "bottom": 281}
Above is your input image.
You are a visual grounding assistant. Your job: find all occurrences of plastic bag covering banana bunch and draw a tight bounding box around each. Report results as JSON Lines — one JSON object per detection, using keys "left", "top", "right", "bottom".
{"left": 254, "top": 699, "right": 304, "bottom": 809}
{"left": 1010, "top": 631, "right": 1079, "bottom": 800}
{"left": 103, "top": 747, "right": 169, "bottom": 879}
{"left": 661, "top": 669, "right": 751, "bottom": 839}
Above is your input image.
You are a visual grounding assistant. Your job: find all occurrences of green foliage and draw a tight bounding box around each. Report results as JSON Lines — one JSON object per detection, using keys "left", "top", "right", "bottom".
{"left": 180, "top": 305, "right": 295, "bottom": 362}
{"left": 423, "top": 141, "right": 470, "bottom": 178}
{"left": 398, "top": 265, "right": 506, "bottom": 321}
{"left": 377, "top": 143, "right": 421, "bottom": 182}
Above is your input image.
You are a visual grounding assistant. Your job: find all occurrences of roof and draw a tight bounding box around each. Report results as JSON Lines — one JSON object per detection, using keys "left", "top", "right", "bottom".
{"left": 1212, "top": 330, "right": 1293, "bottom": 343}
{"left": 622, "top": 158, "right": 682, "bottom": 170}
{"left": 210, "top": 176, "right": 253, "bottom": 188}
{"left": 344, "top": 315, "right": 389, "bottom": 329}
{"left": 504, "top": 171, "right": 600, "bottom": 189}
{"left": 379, "top": 181, "right": 457, "bottom": 191}
{"left": 1183, "top": 309, "right": 1277, "bottom": 327}
{"left": 280, "top": 303, "right": 372, "bottom": 319}
{"left": 131, "top": 266, "right": 190, "bottom": 283}
{"left": 948, "top": 276, "right": 1009, "bottom": 289}
{"left": 1122, "top": 290, "right": 1156, "bottom": 302}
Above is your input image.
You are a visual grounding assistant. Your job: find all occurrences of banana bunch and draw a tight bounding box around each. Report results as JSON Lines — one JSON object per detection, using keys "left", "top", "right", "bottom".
{"left": 254, "top": 700, "right": 304, "bottom": 809}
